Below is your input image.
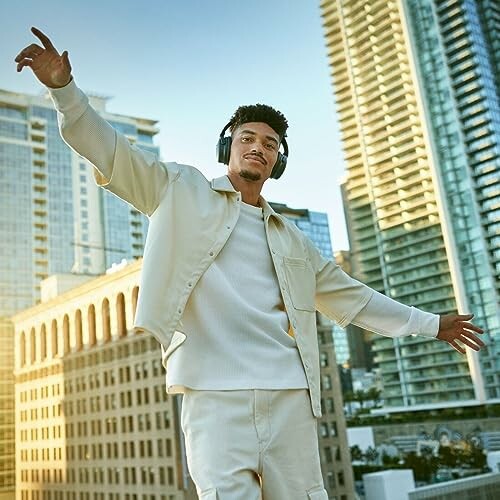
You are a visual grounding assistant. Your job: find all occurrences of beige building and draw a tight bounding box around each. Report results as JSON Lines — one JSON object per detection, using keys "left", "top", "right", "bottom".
{"left": 12, "top": 261, "right": 190, "bottom": 500}
{"left": 12, "top": 253, "right": 357, "bottom": 499}
{"left": 317, "top": 315, "right": 356, "bottom": 499}
{"left": 0, "top": 318, "right": 15, "bottom": 500}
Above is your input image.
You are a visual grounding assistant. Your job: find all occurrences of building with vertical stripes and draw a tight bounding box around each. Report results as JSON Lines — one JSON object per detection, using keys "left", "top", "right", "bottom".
{"left": 12, "top": 262, "right": 190, "bottom": 500}
{"left": 0, "top": 88, "right": 158, "bottom": 318}
{"left": 271, "top": 203, "right": 356, "bottom": 498}
{"left": 320, "top": 0, "right": 499, "bottom": 409}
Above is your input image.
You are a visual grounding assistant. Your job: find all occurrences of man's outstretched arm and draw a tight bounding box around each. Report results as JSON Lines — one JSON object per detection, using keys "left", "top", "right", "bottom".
{"left": 15, "top": 27, "right": 170, "bottom": 216}
{"left": 350, "top": 290, "right": 485, "bottom": 354}
{"left": 304, "top": 236, "right": 485, "bottom": 355}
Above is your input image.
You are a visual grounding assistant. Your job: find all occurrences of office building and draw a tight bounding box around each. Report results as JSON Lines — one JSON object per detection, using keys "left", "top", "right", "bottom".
{"left": 0, "top": 318, "right": 15, "bottom": 500}
{"left": 12, "top": 261, "right": 189, "bottom": 500}
{"left": 0, "top": 88, "right": 158, "bottom": 318}
{"left": 320, "top": 0, "right": 499, "bottom": 409}
{"left": 271, "top": 203, "right": 356, "bottom": 498}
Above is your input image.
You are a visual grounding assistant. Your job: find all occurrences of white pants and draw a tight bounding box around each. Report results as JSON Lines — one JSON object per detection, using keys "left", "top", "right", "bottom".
{"left": 180, "top": 388, "right": 328, "bottom": 500}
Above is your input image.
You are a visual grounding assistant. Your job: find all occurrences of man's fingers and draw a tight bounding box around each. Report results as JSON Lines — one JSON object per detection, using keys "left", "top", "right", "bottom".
{"left": 462, "top": 331, "right": 486, "bottom": 348}
{"left": 458, "top": 336, "right": 482, "bottom": 351}
{"left": 16, "top": 59, "right": 33, "bottom": 72}
{"left": 451, "top": 341, "right": 466, "bottom": 355}
{"left": 15, "top": 43, "right": 44, "bottom": 62}
{"left": 62, "top": 51, "right": 72, "bottom": 72}
{"left": 462, "top": 322, "right": 484, "bottom": 334}
{"left": 456, "top": 313, "right": 474, "bottom": 321}
{"left": 31, "top": 27, "right": 56, "bottom": 51}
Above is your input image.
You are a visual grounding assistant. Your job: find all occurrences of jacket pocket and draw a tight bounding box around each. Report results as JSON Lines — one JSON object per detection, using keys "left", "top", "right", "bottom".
{"left": 199, "top": 488, "right": 217, "bottom": 499}
{"left": 307, "top": 485, "right": 328, "bottom": 499}
{"left": 284, "top": 257, "right": 316, "bottom": 312}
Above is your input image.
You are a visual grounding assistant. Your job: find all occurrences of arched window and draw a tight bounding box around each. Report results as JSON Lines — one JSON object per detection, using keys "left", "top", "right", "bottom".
{"left": 75, "top": 309, "right": 83, "bottom": 351}
{"left": 51, "top": 319, "right": 58, "bottom": 357}
{"left": 88, "top": 304, "right": 96, "bottom": 347}
{"left": 20, "top": 331, "right": 26, "bottom": 367}
{"left": 132, "top": 286, "right": 139, "bottom": 318}
{"left": 116, "top": 293, "right": 126, "bottom": 338}
{"left": 30, "top": 327, "right": 36, "bottom": 364}
{"left": 102, "top": 298, "right": 111, "bottom": 343}
{"left": 40, "top": 324, "right": 47, "bottom": 360}
{"left": 63, "top": 315, "right": 70, "bottom": 354}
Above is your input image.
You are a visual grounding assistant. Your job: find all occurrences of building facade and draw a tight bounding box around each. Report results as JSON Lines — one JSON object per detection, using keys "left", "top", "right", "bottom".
{"left": 1, "top": 87, "right": 161, "bottom": 499}
{"left": 0, "top": 318, "right": 15, "bottom": 500}
{"left": 320, "top": 0, "right": 499, "bottom": 409}
{"left": 271, "top": 203, "right": 356, "bottom": 499}
{"left": 0, "top": 88, "right": 158, "bottom": 318}
{"left": 12, "top": 261, "right": 189, "bottom": 500}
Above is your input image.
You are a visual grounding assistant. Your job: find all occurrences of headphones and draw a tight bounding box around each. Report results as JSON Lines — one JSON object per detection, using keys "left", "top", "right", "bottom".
{"left": 216, "top": 122, "right": 289, "bottom": 180}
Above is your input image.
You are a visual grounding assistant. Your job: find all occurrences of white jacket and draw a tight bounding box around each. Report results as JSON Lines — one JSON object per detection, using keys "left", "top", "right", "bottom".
{"left": 49, "top": 80, "right": 438, "bottom": 417}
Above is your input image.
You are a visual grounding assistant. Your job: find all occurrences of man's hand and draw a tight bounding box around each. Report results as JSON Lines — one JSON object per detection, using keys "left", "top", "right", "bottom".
{"left": 437, "top": 313, "right": 485, "bottom": 354}
{"left": 15, "top": 27, "right": 72, "bottom": 89}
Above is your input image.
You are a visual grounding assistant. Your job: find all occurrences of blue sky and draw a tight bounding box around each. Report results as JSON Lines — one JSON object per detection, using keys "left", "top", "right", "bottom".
{"left": 1, "top": 0, "right": 349, "bottom": 250}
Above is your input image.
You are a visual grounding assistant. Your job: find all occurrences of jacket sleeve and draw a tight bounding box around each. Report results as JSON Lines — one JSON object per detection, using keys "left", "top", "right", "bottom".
{"left": 304, "top": 236, "right": 373, "bottom": 327}
{"left": 304, "top": 236, "right": 440, "bottom": 337}
{"left": 350, "top": 289, "right": 439, "bottom": 338}
{"left": 49, "top": 79, "right": 175, "bottom": 216}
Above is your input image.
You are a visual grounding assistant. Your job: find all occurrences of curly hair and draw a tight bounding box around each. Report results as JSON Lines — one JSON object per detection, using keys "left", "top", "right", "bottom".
{"left": 228, "top": 104, "right": 288, "bottom": 141}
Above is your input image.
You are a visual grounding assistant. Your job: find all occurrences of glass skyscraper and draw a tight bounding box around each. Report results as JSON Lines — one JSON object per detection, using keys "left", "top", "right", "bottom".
{"left": 0, "top": 89, "right": 159, "bottom": 318}
{"left": 320, "top": 0, "right": 499, "bottom": 409}
{"left": 270, "top": 202, "right": 356, "bottom": 497}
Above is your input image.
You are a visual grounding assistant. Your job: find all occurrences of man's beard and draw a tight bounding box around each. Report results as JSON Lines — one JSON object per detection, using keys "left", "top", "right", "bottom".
{"left": 239, "top": 169, "right": 261, "bottom": 181}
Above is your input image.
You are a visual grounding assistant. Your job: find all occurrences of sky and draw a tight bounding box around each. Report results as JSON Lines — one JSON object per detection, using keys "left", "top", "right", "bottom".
{"left": 0, "top": 0, "right": 350, "bottom": 251}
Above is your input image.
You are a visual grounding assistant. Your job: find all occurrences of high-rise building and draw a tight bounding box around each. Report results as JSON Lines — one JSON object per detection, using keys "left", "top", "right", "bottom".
{"left": 271, "top": 203, "right": 356, "bottom": 498}
{"left": 0, "top": 88, "right": 158, "bottom": 317}
{"left": 320, "top": 0, "right": 499, "bottom": 409}
{"left": 12, "top": 262, "right": 191, "bottom": 500}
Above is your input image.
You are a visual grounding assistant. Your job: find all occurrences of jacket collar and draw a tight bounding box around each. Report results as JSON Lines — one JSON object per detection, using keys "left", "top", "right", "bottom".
{"left": 210, "top": 175, "right": 282, "bottom": 223}
{"left": 210, "top": 175, "right": 238, "bottom": 193}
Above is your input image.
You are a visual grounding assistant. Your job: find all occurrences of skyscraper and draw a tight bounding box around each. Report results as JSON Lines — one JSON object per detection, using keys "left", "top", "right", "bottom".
{"left": 0, "top": 88, "right": 158, "bottom": 317}
{"left": 320, "top": 0, "right": 499, "bottom": 409}
{"left": 271, "top": 203, "right": 356, "bottom": 498}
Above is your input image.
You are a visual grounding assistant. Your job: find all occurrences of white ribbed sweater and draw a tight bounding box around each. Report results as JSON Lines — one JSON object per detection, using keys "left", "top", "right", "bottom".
{"left": 166, "top": 201, "right": 308, "bottom": 391}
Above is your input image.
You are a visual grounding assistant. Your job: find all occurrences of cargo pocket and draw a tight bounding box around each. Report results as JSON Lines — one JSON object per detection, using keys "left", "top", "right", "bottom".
{"left": 307, "top": 485, "right": 328, "bottom": 499}
{"left": 199, "top": 488, "right": 217, "bottom": 499}
{"left": 284, "top": 257, "right": 316, "bottom": 312}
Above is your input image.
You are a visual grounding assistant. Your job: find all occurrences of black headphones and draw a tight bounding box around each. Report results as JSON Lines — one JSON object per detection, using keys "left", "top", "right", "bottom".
{"left": 216, "top": 122, "right": 289, "bottom": 180}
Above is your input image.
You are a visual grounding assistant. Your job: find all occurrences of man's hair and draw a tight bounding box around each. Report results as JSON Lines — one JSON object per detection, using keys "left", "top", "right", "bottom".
{"left": 229, "top": 104, "right": 288, "bottom": 141}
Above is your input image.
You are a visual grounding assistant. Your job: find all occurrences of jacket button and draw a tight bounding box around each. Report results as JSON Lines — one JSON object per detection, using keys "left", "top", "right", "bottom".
{"left": 187, "top": 282, "right": 192, "bottom": 287}
{"left": 209, "top": 251, "right": 214, "bottom": 256}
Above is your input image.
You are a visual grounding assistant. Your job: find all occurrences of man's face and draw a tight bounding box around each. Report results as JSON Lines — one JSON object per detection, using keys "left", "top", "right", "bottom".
{"left": 228, "top": 122, "right": 280, "bottom": 183}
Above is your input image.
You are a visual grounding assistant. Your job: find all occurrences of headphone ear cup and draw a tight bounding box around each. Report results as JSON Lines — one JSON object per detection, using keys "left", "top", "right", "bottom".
{"left": 270, "top": 153, "right": 287, "bottom": 179}
{"left": 217, "top": 136, "right": 232, "bottom": 165}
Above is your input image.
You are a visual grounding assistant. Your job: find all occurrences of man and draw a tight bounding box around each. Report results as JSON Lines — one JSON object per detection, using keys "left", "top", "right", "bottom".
{"left": 16, "top": 28, "right": 485, "bottom": 500}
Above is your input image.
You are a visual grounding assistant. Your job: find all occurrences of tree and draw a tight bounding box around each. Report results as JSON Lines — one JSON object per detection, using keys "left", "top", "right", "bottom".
{"left": 366, "top": 387, "right": 382, "bottom": 407}
{"left": 354, "top": 390, "right": 367, "bottom": 409}
{"left": 350, "top": 445, "right": 364, "bottom": 462}
{"left": 365, "top": 446, "right": 379, "bottom": 465}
